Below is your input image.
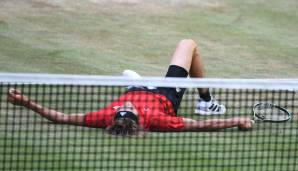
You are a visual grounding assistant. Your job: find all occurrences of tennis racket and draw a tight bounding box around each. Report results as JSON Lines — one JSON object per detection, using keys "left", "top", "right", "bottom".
{"left": 252, "top": 102, "right": 292, "bottom": 123}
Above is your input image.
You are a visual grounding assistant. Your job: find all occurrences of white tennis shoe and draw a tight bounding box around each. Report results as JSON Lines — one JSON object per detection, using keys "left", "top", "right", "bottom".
{"left": 122, "top": 70, "right": 142, "bottom": 79}
{"left": 122, "top": 70, "right": 156, "bottom": 89}
{"left": 195, "top": 98, "right": 226, "bottom": 115}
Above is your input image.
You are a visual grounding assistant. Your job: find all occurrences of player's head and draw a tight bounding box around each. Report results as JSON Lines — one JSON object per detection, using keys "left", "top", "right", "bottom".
{"left": 106, "top": 102, "right": 144, "bottom": 137}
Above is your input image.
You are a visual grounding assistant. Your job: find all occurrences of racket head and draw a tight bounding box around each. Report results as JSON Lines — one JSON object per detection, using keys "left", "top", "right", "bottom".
{"left": 252, "top": 102, "right": 292, "bottom": 123}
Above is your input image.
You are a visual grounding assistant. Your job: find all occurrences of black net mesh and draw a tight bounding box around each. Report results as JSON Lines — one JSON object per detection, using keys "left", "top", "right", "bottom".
{"left": 0, "top": 83, "right": 297, "bottom": 171}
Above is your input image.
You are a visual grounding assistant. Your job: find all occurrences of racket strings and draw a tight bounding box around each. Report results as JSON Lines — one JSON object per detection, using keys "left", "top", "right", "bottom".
{"left": 255, "top": 106, "right": 289, "bottom": 121}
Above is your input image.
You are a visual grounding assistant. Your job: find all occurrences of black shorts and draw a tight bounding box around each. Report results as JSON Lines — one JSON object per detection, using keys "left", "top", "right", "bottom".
{"left": 126, "top": 65, "right": 188, "bottom": 114}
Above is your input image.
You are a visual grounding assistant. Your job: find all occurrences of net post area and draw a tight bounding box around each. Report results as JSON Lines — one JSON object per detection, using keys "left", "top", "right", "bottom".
{"left": 1, "top": 73, "right": 298, "bottom": 171}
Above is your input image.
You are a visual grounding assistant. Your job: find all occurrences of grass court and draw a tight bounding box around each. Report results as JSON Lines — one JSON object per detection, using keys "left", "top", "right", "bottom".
{"left": 0, "top": 0, "right": 297, "bottom": 170}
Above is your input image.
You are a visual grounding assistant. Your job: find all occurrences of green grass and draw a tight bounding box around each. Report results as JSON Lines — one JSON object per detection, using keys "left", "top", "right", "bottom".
{"left": 0, "top": 0, "right": 298, "bottom": 171}
{"left": 1, "top": 85, "right": 297, "bottom": 171}
{"left": 0, "top": 0, "right": 297, "bottom": 77}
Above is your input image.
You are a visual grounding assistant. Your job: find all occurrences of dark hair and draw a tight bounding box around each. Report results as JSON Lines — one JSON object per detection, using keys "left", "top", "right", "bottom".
{"left": 106, "top": 118, "right": 145, "bottom": 137}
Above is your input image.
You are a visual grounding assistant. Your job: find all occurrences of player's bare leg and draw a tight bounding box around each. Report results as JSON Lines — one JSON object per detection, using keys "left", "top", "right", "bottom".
{"left": 169, "top": 39, "right": 226, "bottom": 115}
{"left": 170, "top": 39, "right": 207, "bottom": 90}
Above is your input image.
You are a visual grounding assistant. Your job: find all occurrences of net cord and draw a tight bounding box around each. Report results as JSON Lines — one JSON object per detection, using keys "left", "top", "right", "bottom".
{"left": 0, "top": 73, "right": 298, "bottom": 90}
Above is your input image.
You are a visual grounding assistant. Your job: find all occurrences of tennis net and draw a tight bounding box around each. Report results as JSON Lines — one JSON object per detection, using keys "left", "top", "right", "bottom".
{"left": 0, "top": 73, "right": 297, "bottom": 171}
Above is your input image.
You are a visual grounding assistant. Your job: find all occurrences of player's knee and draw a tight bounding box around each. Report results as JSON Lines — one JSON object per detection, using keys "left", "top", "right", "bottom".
{"left": 177, "top": 39, "right": 197, "bottom": 49}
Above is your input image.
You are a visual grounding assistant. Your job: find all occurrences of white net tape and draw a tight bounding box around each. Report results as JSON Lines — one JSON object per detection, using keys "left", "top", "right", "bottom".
{"left": 1, "top": 73, "right": 298, "bottom": 90}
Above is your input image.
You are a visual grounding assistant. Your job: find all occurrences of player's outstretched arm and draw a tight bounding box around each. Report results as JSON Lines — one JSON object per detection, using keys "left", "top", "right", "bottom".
{"left": 181, "top": 117, "right": 253, "bottom": 131}
{"left": 7, "top": 89, "right": 85, "bottom": 126}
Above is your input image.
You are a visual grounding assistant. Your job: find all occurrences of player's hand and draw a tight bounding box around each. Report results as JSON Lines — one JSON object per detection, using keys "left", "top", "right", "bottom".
{"left": 238, "top": 117, "right": 253, "bottom": 131}
{"left": 7, "top": 88, "right": 30, "bottom": 106}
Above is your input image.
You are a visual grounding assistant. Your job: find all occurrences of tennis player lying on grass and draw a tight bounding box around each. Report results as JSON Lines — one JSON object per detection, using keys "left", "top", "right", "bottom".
{"left": 8, "top": 39, "right": 252, "bottom": 137}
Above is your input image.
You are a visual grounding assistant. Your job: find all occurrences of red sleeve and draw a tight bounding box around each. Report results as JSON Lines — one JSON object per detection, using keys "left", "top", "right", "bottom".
{"left": 84, "top": 107, "right": 115, "bottom": 128}
{"left": 148, "top": 115, "right": 185, "bottom": 132}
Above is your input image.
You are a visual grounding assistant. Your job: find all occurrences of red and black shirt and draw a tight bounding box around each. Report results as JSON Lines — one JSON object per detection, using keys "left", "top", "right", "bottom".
{"left": 84, "top": 91, "right": 185, "bottom": 131}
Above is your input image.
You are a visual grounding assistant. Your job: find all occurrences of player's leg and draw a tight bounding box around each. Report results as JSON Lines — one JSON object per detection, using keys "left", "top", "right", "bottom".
{"left": 169, "top": 39, "right": 210, "bottom": 99}
{"left": 169, "top": 39, "right": 196, "bottom": 71}
{"left": 169, "top": 39, "right": 226, "bottom": 115}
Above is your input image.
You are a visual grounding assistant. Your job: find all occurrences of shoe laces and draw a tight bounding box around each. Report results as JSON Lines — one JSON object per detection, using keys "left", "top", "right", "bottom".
{"left": 208, "top": 100, "right": 222, "bottom": 112}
